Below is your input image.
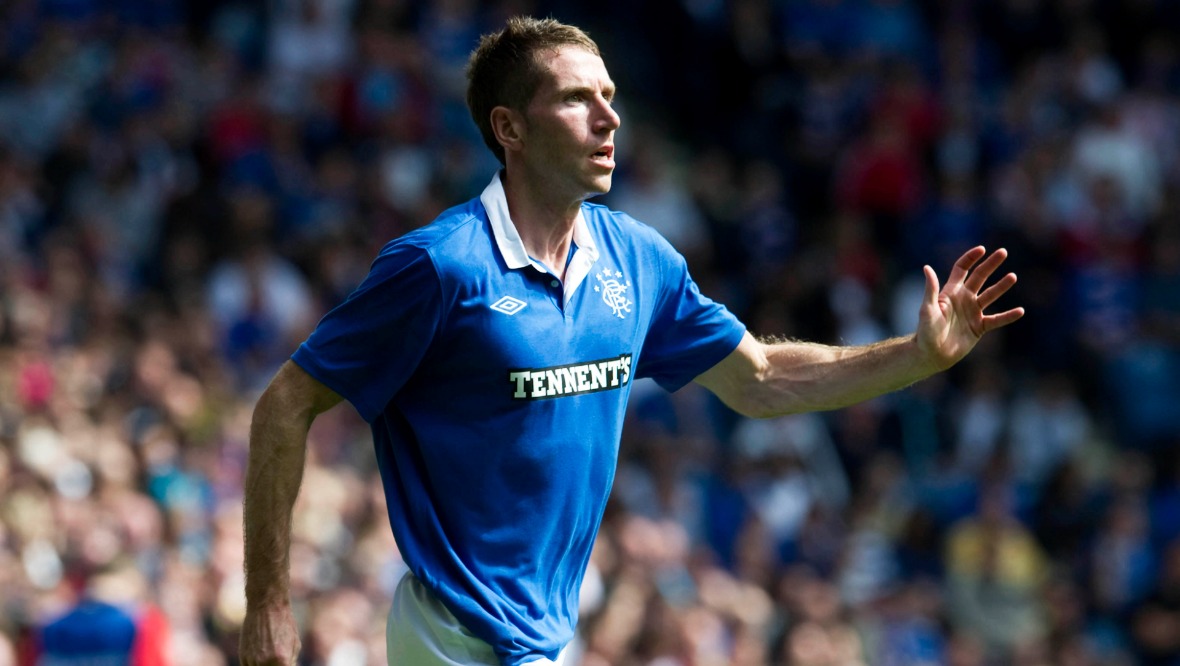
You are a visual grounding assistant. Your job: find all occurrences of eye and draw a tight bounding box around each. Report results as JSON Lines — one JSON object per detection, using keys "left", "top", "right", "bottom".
{"left": 566, "top": 92, "right": 584, "bottom": 103}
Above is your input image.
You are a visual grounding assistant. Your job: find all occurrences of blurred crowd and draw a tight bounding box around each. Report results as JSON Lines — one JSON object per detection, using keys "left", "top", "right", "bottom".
{"left": 2, "top": 0, "right": 1180, "bottom": 664}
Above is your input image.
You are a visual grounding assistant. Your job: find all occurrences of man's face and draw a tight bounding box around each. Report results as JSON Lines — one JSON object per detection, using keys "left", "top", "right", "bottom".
{"left": 518, "top": 47, "right": 620, "bottom": 200}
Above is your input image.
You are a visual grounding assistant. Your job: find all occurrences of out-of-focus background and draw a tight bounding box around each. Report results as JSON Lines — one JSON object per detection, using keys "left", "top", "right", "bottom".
{"left": 2, "top": 0, "right": 1180, "bottom": 664}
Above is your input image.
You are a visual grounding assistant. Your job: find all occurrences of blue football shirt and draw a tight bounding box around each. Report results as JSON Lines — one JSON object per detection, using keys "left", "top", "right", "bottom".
{"left": 40, "top": 600, "right": 137, "bottom": 664}
{"left": 292, "top": 173, "right": 745, "bottom": 665}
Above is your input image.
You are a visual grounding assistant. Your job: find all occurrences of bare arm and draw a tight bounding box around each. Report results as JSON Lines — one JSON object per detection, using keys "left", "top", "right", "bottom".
{"left": 240, "top": 361, "right": 342, "bottom": 666}
{"left": 696, "top": 247, "right": 1024, "bottom": 418}
{"left": 696, "top": 332, "right": 931, "bottom": 417}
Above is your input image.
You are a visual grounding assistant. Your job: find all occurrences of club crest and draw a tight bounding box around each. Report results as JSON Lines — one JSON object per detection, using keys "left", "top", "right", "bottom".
{"left": 593, "top": 267, "right": 632, "bottom": 319}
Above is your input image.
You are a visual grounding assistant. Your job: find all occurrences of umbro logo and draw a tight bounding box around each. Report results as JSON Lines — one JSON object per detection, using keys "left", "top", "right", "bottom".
{"left": 490, "top": 296, "right": 527, "bottom": 315}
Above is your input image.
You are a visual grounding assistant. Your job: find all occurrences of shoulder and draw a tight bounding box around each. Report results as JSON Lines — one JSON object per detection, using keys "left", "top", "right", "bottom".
{"left": 372, "top": 198, "right": 491, "bottom": 273}
{"left": 387, "top": 198, "right": 487, "bottom": 252}
{"left": 581, "top": 201, "right": 676, "bottom": 252}
{"left": 582, "top": 200, "right": 646, "bottom": 233}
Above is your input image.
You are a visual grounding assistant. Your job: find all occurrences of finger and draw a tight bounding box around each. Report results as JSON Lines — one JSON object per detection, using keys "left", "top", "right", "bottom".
{"left": 946, "top": 246, "right": 987, "bottom": 288}
{"left": 981, "top": 307, "right": 1025, "bottom": 332}
{"left": 978, "top": 272, "right": 1017, "bottom": 310}
{"left": 922, "top": 265, "right": 940, "bottom": 307}
{"left": 964, "top": 247, "right": 1009, "bottom": 294}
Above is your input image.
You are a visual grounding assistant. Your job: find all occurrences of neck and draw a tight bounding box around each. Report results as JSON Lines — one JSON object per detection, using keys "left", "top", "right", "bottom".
{"left": 500, "top": 168, "right": 582, "bottom": 279}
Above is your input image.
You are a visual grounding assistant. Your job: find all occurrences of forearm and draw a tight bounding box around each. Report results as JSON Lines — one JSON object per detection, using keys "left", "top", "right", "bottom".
{"left": 242, "top": 379, "right": 315, "bottom": 607}
{"left": 753, "top": 334, "right": 935, "bottom": 415}
{"left": 698, "top": 332, "right": 939, "bottom": 419}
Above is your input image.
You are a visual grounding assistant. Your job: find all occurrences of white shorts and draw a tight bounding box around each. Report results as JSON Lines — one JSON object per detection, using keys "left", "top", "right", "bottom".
{"left": 386, "top": 572, "right": 569, "bottom": 666}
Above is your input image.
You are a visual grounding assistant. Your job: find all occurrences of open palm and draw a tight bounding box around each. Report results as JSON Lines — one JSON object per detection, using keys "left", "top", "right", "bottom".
{"left": 917, "top": 246, "right": 1025, "bottom": 370}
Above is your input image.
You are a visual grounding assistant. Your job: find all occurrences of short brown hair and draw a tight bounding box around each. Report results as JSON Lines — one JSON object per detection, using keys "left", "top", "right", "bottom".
{"left": 466, "top": 17, "right": 601, "bottom": 165}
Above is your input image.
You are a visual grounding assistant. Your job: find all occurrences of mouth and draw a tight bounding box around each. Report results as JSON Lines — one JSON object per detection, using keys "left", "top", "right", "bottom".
{"left": 590, "top": 145, "right": 615, "bottom": 168}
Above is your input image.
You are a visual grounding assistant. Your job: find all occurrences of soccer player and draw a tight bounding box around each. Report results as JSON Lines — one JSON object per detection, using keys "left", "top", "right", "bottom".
{"left": 239, "top": 16, "right": 1024, "bottom": 666}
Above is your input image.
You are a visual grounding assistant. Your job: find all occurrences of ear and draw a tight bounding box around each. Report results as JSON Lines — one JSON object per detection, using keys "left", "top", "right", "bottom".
{"left": 490, "top": 106, "right": 526, "bottom": 157}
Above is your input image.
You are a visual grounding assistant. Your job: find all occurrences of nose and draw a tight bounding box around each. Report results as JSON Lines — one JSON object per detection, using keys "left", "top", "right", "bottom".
{"left": 594, "top": 96, "right": 620, "bottom": 132}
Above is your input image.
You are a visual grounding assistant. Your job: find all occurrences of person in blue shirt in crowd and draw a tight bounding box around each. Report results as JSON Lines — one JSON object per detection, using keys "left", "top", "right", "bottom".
{"left": 239, "top": 16, "right": 1023, "bottom": 666}
{"left": 31, "top": 561, "right": 170, "bottom": 666}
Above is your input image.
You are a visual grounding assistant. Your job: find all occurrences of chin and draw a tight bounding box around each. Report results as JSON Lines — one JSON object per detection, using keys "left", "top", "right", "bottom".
{"left": 587, "top": 174, "right": 613, "bottom": 196}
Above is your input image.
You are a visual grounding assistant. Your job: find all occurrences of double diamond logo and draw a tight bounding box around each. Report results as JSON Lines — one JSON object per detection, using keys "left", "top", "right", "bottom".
{"left": 593, "top": 267, "right": 632, "bottom": 319}
{"left": 490, "top": 296, "right": 528, "bottom": 315}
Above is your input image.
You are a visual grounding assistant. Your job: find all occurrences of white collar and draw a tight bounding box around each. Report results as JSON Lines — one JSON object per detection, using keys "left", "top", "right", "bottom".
{"left": 479, "top": 172, "right": 600, "bottom": 304}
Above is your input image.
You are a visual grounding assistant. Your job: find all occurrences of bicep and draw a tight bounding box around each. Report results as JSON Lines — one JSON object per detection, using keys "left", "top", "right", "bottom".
{"left": 261, "top": 360, "right": 345, "bottom": 421}
{"left": 693, "top": 332, "right": 766, "bottom": 416}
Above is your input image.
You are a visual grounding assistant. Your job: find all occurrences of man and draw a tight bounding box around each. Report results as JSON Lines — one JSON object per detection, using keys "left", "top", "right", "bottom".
{"left": 31, "top": 561, "right": 170, "bottom": 666}
{"left": 240, "top": 16, "right": 1023, "bottom": 666}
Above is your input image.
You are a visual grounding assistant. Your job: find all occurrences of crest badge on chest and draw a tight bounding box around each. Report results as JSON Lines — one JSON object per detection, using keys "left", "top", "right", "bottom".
{"left": 593, "top": 267, "right": 632, "bottom": 319}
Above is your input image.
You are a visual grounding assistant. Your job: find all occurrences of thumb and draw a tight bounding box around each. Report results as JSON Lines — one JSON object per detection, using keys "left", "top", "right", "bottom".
{"left": 922, "top": 265, "right": 939, "bottom": 308}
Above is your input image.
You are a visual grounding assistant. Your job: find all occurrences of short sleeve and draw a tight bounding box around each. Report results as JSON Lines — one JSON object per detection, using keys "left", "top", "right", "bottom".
{"left": 291, "top": 242, "right": 442, "bottom": 422}
{"left": 636, "top": 233, "right": 745, "bottom": 392}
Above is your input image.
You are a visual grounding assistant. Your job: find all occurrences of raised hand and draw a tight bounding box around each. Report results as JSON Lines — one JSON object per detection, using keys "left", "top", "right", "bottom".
{"left": 916, "top": 246, "right": 1024, "bottom": 370}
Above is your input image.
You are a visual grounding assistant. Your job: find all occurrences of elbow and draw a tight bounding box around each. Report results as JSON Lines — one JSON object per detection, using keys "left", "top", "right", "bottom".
{"left": 725, "top": 381, "right": 808, "bottom": 420}
{"left": 735, "top": 403, "right": 781, "bottom": 420}
{"left": 740, "top": 399, "right": 807, "bottom": 421}
{"left": 730, "top": 341, "right": 807, "bottom": 418}
{"left": 726, "top": 359, "right": 831, "bottom": 418}
{"left": 700, "top": 337, "right": 814, "bottom": 419}
{"left": 724, "top": 386, "right": 771, "bottom": 419}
